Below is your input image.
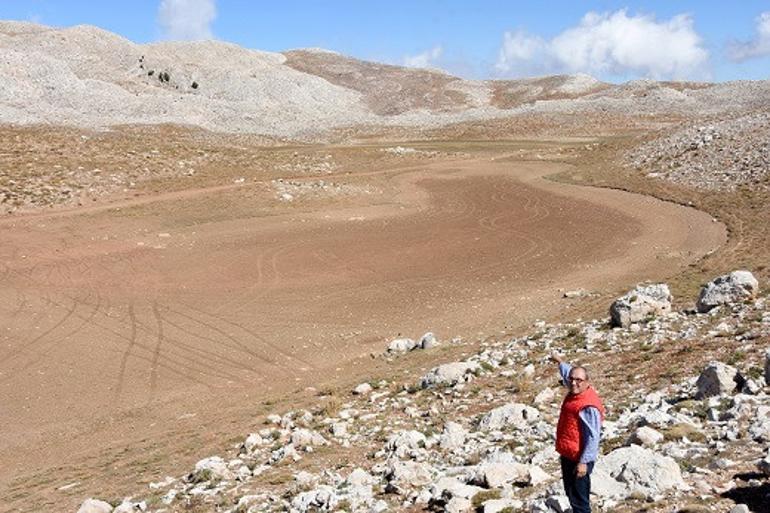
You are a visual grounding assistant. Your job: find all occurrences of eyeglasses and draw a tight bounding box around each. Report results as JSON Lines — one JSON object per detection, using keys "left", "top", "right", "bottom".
{"left": 568, "top": 377, "right": 586, "bottom": 383}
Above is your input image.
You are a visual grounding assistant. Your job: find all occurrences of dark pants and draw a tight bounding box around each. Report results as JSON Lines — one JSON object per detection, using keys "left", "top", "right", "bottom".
{"left": 561, "top": 457, "right": 594, "bottom": 513}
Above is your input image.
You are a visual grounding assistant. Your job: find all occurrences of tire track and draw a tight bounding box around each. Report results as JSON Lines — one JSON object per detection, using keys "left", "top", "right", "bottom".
{"left": 113, "top": 302, "right": 137, "bottom": 399}
{"left": 148, "top": 301, "right": 163, "bottom": 401}
{"left": 176, "top": 301, "right": 318, "bottom": 370}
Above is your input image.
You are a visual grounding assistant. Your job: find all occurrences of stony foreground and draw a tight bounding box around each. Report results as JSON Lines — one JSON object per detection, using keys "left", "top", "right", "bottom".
{"left": 77, "top": 271, "right": 770, "bottom": 513}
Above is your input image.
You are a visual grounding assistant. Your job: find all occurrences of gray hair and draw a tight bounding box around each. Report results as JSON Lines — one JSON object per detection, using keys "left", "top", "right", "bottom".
{"left": 569, "top": 366, "right": 590, "bottom": 381}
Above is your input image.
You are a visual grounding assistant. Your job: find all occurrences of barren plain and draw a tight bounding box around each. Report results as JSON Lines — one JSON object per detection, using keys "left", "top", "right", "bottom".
{"left": 0, "top": 126, "right": 725, "bottom": 511}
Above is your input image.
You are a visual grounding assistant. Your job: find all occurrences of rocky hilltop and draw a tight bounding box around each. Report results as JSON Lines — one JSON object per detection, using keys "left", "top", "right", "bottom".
{"left": 2, "top": 21, "right": 770, "bottom": 139}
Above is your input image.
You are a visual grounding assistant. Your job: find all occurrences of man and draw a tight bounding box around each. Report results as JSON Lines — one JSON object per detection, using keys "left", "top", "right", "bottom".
{"left": 551, "top": 354, "right": 604, "bottom": 513}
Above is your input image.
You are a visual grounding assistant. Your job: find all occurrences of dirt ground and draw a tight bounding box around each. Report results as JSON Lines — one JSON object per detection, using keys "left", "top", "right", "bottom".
{"left": 0, "top": 133, "right": 725, "bottom": 511}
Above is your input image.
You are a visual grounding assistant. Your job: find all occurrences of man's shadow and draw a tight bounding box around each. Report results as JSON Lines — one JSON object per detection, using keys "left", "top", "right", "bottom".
{"left": 721, "top": 472, "right": 770, "bottom": 513}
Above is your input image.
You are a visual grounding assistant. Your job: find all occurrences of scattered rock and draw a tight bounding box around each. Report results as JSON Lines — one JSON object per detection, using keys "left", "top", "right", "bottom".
{"left": 438, "top": 422, "right": 468, "bottom": 452}
{"left": 76, "top": 499, "right": 113, "bottom": 513}
{"left": 478, "top": 403, "right": 540, "bottom": 431}
{"left": 352, "top": 382, "right": 373, "bottom": 395}
{"left": 696, "top": 270, "right": 759, "bottom": 313}
{"left": 594, "top": 445, "right": 685, "bottom": 499}
{"left": 629, "top": 426, "right": 664, "bottom": 446}
{"left": 695, "top": 361, "right": 740, "bottom": 399}
{"left": 190, "top": 456, "right": 233, "bottom": 482}
{"left": 419, "top": 332, "right": 438, "bottom": 349}
{"left": 610, "top": 284, "right": 672, "bottom": 327}
{"left": 421, "top": 362, "right": 481, "bottom": 388}
{"left": 387, "top": 337, "right": 417, "bottom": 353}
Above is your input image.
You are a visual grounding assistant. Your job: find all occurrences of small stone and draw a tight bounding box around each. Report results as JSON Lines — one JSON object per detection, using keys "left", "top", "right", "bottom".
{"left": 352, "top": 382, "right": 373, "bottom": 395}
{"left": 387, "top": 337, "right": 417, "bottom": 353}
{"left": 629, "top": 426, "right": 664, "bottom": 446}
{"left": 446, "top": 497, "right": 472, "bottom": 513}
{"left": 419, "top": 331, "right": 438, "bottom": 349}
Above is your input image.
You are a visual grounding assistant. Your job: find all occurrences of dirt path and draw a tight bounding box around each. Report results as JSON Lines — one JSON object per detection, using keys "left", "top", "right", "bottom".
{"left": 0, "top": 155, "right": 725, "bottom": 510}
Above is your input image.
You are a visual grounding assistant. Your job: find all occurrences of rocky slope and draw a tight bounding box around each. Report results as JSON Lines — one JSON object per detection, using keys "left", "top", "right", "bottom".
{"left": 624, "top": 111, "right": 770, "bottom": 191}
{"left": 3, "top": 21, "right": 770, "bottom": 139}
{"left": 75, "top": 271, "right": 770, "bottom": 513}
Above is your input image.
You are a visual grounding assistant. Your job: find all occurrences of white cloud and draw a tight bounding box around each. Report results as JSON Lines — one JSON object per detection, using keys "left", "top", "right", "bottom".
{"left": 728, "top": 12, "right": 770, "bottom": 61}
{"left": 496, "top": 10, "right": 709, "bottom": 80}
{"left": 403, "top": 45, "right": 443, "bottom": 69}
{"left": 158, "top": 0, "right": 217, "bottom": 41}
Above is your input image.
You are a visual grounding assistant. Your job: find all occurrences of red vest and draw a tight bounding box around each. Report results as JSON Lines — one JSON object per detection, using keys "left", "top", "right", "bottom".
{"left": 555, "top": 386, "right": 605, "bottom": 462}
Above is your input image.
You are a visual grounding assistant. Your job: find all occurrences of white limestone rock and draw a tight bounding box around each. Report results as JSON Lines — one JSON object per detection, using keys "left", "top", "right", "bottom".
{"left": 593, "top": 445, "right": 685, "bottom": 499}
{"left": 420, "top": 361, "right": 481, "bottom": 388}
{"left": 387, "top": 337, "right": 417, "bottom": 353}
{"left": 290, "top": 485, "right": 338, "bottom": 513}
{"left": 241, "top": 433, "right": 264, "bottom": 453}
{"left": 291, "top": 428, "right": 327, "bottom": 449}
{"left": 419, "top": 331, "right": 439, "bottom": 349}
{"left": 749, "top": 405, "right": 770, "bottom": 441}
{"left": 482, "top": 498, "right": 524, "bottom": 513}
{"left": 610, "top": 283, "right": 672, "bottom": 328}
{"left": 352, "top": 382, "right": 373, "bottom": 395}
{"left": 472, "top": 451, "right": 549, "bottom": 488}
{"left": 629, "top": 426, "right": 664, "bottom": 446}
{"left": 534, "top": 387, "right": 557, "bottom": 405}
{"left": 385, "top": 430, "right": 427, "bottom": 458}
{"left": 696, "top": 270, "right": 759, "bottom": 313}
{"left": 77, "top": 499, "right": 113, "bottom": 513}
{"left": 429, "top": 476, "right": 483, "bottom": 500}
{"left": 446, "top": 497, "right": 473, "bottom": 513}
{"left": 346, "top": 468, "right": 376, "bottom": 487}
{"left": 386, "top": 460, "right": 434, "bottom": 488}
{"left": 478, "top": 403, "right": 540, "bottom": 431}
{"left": 695, "top": 361, "right": 740, "bottom": 398}
{"left": 112, "top": 500, "right": 146, "bottom": 513}
{"left": 439, "top": 421, "right": 468, "bottom": 451}
{"left": 190, "top": 456, "right": 233, "bottom": 482}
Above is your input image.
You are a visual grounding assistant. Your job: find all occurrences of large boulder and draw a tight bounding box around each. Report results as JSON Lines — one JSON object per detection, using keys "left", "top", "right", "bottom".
{"left": 610, "top": 284, "right": 672, "bottom": 327}
{"left": 77, "top": 499, "right": 113, "bottom": 513}
{"left": 696, "top": 270, "right": 759, "bottom": 313}
{"left": 593, "top": 445, "right": 685, "bottom": 499}
{"left": 478, "top": 403, "right": 540, "bottom": 431}
{"left": 421, "top": 362, "right": 480, "bottom": 388}
{"left": 695, "top": 361, "right": 740, "bottom": 399}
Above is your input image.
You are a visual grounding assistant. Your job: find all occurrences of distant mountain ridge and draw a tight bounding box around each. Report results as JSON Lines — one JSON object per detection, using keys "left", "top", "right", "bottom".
{"left": 1, "top": 21, "right": 769, "bottom": 138}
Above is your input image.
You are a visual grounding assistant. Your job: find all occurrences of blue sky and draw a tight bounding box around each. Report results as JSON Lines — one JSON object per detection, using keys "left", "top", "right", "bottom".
{"left": 2, "top": 0, "right": 769, "bottom": 82}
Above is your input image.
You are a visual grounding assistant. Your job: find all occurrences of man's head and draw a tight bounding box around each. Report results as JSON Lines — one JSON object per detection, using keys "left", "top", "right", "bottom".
{"left": 567, "top": 366, "right": 590, "bottom": 395}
